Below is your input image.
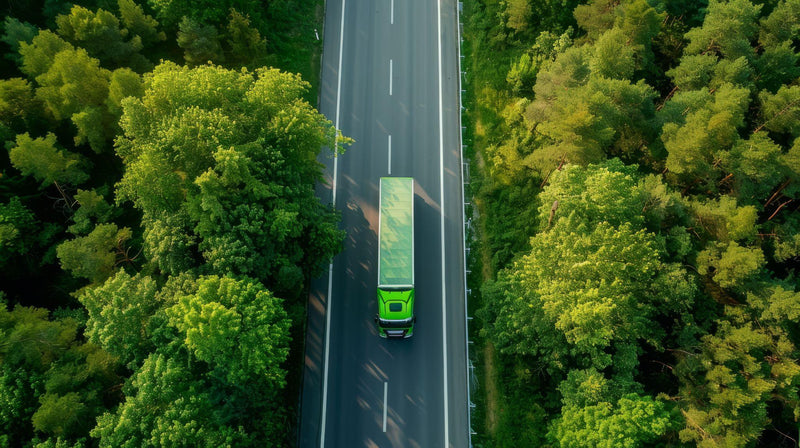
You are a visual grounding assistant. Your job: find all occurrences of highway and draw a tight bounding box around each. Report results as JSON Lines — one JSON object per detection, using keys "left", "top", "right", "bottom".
{"left": 298, "top": 0, "right": 468, "bottom": 446}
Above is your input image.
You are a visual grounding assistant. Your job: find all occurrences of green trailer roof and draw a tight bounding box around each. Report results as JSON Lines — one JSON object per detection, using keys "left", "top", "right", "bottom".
{"left": 378, "top": 177, "right": 414, "bottom": 288}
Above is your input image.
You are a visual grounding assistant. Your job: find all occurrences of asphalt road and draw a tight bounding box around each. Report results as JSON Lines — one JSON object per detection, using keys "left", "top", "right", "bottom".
{"left": 299, "top": 0, "right": 468, "bottom": 446}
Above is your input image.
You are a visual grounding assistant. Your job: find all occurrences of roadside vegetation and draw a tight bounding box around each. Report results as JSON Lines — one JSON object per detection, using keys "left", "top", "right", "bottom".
{"left": 463, "top": 0, "right": 800, "bottom": 446}
{"left": 0, "top": 0, "right": 331, "bottom": 446}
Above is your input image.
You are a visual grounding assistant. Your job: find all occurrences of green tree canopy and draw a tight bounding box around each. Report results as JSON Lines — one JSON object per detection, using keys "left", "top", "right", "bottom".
{"left": 684, "top": 0, "right": 761, "bottom": 61}
{"left": 115, "top": 62, "right": 344, "bottom": 297}
{"left": 484, "top": 161, "right": 695, "bottom": 376}
{"left": 55, "top": 5, "right": 146, "bottom": 70}
{"left": 78, "top": 271, "right": 161, "bottom": 368}
{"left": 9, "top": 133, "right": 90, "bottom": 188}
{"left": 166, "top": 275, "right": 290, "bottom": 385}
{"left": 548, "top": 394, "right": 675, "bottom": 448}
{"left": 1, "top": 17, "right": 37, "bottom": 65}
{"left": 91, "top": 352, "right": 253, "bottom": 447}
{"left": 118, "top": 0, "right": 166, "bottom": 49}
{"left": 18, "top": 30, "right": 74, "bottom": 80}
{"left": 56, "top": 223, "right": 131, "bottom": 283}
{"left": 0, "top": 197, "right": 39, "bottom": 266}
{"left": 177, "top": 17, "right": 224, "bottom": 66}
{"left": 677, "top": 306, "right": 800, "bottom": 447}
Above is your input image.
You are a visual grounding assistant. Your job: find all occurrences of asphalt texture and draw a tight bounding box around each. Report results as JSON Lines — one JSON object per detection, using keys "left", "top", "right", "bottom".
{"left": 299, "top": 0, "right": 468, "bottom": 446}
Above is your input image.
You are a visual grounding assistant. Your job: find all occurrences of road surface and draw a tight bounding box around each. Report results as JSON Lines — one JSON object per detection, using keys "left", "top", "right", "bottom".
{"left": 299, "top": 0, "right": 468, "bottom": 446}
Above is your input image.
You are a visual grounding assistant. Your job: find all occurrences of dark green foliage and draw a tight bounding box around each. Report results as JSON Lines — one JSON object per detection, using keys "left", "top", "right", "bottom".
{"left": 0, "top": 77, "right": 45, "bottom": 133}
{"left": 224, "top": 9, "right": 267, "bottom": 69}
{"left": 1, "top": 17, "right": 37, "bottom": 65}
{"left": 467, "top": 0, "right": 800, "bottom": 445}
{"left": 147, "top": 0, "right": 263, "bottom": 29}
{"left": 176, "top": 17, "right": 224, "bottom": 66}
{"left": 0, "top": 304, "right": 119, "bottom": 447}
{"left": 0, "top": 197, "right": 38, "bottom": 265}
{"left": 0, "top": 0, "right": 329, "bottom": 445}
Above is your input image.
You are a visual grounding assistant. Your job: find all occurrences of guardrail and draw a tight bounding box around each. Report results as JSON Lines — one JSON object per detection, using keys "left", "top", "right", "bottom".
{"left": 456, "top": 2, "right": 476, "bottom": 445}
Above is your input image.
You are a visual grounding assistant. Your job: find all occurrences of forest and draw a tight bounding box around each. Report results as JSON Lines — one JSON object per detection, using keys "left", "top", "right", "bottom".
{"left": 463, "top": 0, "right": 800, "bottom": 446}
{"left": 0, "top": 0, "right": 333, "bottom": 446}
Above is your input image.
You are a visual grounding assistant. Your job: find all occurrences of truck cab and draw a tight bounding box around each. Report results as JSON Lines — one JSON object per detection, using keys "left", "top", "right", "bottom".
{"left": 376, "top": 288, "right": 415, "bottom": 338}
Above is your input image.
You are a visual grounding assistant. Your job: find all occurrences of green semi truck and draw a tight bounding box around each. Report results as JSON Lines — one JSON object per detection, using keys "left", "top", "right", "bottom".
{"left": 375, "top": 177, "right": 415, "bottom": 338}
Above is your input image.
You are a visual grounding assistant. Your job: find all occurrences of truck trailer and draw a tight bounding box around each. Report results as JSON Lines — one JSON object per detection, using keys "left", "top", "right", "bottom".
{"left": 375, "top": 177, "right": 415, "bottom": 338}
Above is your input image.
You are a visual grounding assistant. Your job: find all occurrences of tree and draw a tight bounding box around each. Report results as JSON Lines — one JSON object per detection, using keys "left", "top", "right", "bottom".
{"left": 548, "top": 394, "right": 675, "bottom": 448}
{"left": 0, "top": 304, "right": 118, "bottom": 446}
{"left": 166, "top": 275, "right": 291, "bottom": 385}
{"left": 590, "top": 28, "right": 635, "bottom": 80}
{"left": 106, "top": 68, "right": 144, "bottom": 117}
{"left": 91, "top": 352, "right": 254, "bottom": 447}
{"left": 177, "top": 17, "right": 224, "bottom": 66}
{"left": 33, "top": 47, "right": 110, "bottom": 120}
{"left": 507, "top": 30, "right": 573, "bottom": 96}
{"left": 758, "top": 85, "right": 800, "bottom": 137}
{"left": 56, "top": 223, "right": 131, "bottom": 283}
{"left": 115, "top": 63, "right": 344, "bottom": 297}
{"left": 758, "top": 0, "right": 800, "bottom": 48}
{"left": 688, "top": 195, "right": 759, "bottom": 243}
{"left": 78, "top": 271, "right": 161, "bottom": 368}
{"left": 484, "top": 161, "right": 695, "bottom": 376}
{"left": 719, "top": 133, "right": 785, "bottom": 203}
{"left": 667, "top": 54, "right": 719, "bottom": 91}
{"left": 526, "top": 72, "right": 658, "bottom": 172}
{"left": 31, "top": 343, "right": 118, "bottom": 439}
{"left": 68, "top": 189, "right": 115, "bottom": 235}
{"left": 661, "top": 84, "right": 750, "bottom": 186}
{"left": 147, "top": 0, "right": 263, "bottom": 28}
{"left": 0, "top": 305, "right": 77, "bottom": 445}
{"left": 9, "top": 133, "right": 89, "bottom": 188}
{"left": 503, "top": 0, "right": 532, "bottom": 34}
{"left": 55, "top": 5, "right": 145, "bottom": 70}
{"left": 754, "top": 41, "right": 800, "bottom": 93}
{"left": 696, "top": 241, "right": 765, "bottom": 290}
{"left": 18, "top": 30, "right": 74, "bottom": 80}
{"left": 0, "top": 78, "right": 44, "bottom": 134}
{"left": 683, "top": 0, "right": 761, "bottom": 61}
{"left": 0, "top": 197, "right": 38, "bottom": 266}
{"left": 676, "top": 307, "right": 800, "bottom": 447}
{"left": 1, "top": 17, "right": 37, "bottom": 65}
{"left": 573, "top": 0, "right": 619, "bottom": 41}
{"left": 224, "top": 9, "right": 267, "bottom": 68}
{"left": 118, "top": 0, "right": 166, "bottom": 49}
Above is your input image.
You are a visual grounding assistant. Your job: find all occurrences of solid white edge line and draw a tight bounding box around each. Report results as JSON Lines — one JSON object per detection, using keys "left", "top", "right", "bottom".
{"left": 320, "top": 0, "right": 346, "bottom": 445}
{"left": 383, "top": 381, "right": 389, "bottom": 432}
{"left": 388, "top": 135, "right": 392, "bottom": 174}
{"left": 437, "top": 0, "right": 449, "bottom": 447}
{"left": 389, "top": 59, "right": 393, "bottom": 96}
